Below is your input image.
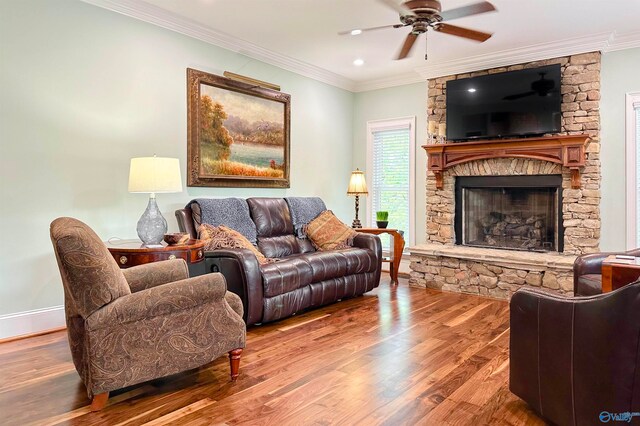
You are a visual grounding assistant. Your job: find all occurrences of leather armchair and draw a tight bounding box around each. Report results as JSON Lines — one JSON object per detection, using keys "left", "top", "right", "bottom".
{"left": 510, "top": 283, "right": 640, "bottom": 425}
{"left": 50, "top": 217, "right": 246, "bottom": 411}
{"left": 573, "top": 248, "right": 640, "bottom": 295}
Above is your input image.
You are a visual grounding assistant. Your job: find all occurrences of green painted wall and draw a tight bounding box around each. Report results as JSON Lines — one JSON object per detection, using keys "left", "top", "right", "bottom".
{"left": 0, "top": 0, "right": 354, "bottom": 316}
{"left": 0, "top": 0, "right": 636, "bottom": 326}
{"left": 353, "top": 82, "right": 428, "bottom": 246}
{"left": 600, "top": 48, "right": 640, "bottom": 250}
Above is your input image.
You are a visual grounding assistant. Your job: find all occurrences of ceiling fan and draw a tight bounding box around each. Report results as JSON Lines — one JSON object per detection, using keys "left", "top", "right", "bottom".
{"left": 503, "top": 73, "right": 557, "bottom": 100}
{"left": 339, "top": 0, "right": 497, "bottom": 60}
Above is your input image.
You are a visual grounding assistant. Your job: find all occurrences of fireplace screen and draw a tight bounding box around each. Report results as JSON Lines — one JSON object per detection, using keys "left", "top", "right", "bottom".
{"left": 455, "top": 176, "right": 563, "bottom": 252}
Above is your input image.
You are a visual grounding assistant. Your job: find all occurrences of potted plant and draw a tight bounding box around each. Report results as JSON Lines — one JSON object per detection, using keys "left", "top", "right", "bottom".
{"left": 376, "top": 211, "right": 389, "bottom": 229}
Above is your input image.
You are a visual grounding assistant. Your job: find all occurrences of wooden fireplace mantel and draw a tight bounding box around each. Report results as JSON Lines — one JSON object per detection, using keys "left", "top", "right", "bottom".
{"left": 422, "top": 134, "right": 590, "bottom": 190}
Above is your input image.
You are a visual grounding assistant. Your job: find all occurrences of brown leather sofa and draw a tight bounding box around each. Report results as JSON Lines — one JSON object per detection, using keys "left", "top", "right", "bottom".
{"left": 574, "top": 248, "right": 640, "bottom": 295}
{"left": 510, "top": 282, "right": 640, "bottom": 425}
{"left": 176, "top": 197, "right": 382, "bottom": 325}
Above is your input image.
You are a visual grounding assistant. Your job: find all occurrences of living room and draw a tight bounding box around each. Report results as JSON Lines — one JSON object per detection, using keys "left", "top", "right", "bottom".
{"left": 1, "top": 0, "right": 639, "bottom": 424}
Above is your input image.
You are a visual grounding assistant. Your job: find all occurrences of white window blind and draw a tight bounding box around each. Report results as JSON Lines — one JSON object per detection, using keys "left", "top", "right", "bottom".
{"left": 636, "top": 105, "right": 640, "bottom": 246}
{"left": 367, "top": 118, "right": 415, "bottom": 250}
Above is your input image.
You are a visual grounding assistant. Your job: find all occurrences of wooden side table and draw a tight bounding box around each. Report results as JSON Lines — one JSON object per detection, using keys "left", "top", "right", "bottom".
{"left": 357, "top": 228, "right": 405, "bottom": 284}
{"left": 601, "top": 255, "right": 640, "bottom": 293}
{"left": 105, "top": 239, "right": 206, "bottom": 277}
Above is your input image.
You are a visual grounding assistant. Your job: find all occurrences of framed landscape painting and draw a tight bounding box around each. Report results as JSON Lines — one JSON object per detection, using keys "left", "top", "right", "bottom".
{"left": 187, "top": 68, "right": 290, "bottom": 188}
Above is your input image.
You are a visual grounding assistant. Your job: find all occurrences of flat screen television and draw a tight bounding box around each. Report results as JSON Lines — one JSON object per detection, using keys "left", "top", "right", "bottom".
{"left": 446, "top": 64, "right": 562, "bottom": 141}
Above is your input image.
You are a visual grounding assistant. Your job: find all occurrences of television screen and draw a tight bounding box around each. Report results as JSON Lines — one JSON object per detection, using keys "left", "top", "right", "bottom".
{"left": 446, "top": 64, "right": 562, "bottom": 141}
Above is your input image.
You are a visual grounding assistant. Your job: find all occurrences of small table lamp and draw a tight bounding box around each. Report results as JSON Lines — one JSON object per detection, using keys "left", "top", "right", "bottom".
{"left": 128, "top": 156, "right": 182, "bottom": 245}
{"left": 347, "top": 168, "right": 368, "bottom": 228}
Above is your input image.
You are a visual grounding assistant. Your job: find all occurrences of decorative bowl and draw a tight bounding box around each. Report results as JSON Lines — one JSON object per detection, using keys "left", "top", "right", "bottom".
{"left": 163, "top": 233, "right": 189, "bottom": 246}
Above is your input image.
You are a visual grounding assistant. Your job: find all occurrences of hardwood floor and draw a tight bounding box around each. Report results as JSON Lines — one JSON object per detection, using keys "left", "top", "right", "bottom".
{"left": 0, "top": 277, "right": 546, "bottom": 425}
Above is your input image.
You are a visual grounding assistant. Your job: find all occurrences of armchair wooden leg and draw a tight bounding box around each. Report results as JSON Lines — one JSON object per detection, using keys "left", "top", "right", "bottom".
{"left": 229, "top": 348, "right": 242, "bottom": 381}
{"left": 90, "top": 392, "right": 109, "bottom": 411}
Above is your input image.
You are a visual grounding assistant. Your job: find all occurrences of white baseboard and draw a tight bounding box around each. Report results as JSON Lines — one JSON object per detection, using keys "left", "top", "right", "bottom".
{"left": 0, "top": 306, "right": 66, "bottom": 340}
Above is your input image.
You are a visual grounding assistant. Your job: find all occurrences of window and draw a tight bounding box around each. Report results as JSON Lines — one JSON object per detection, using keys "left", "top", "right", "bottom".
{"left": 366, "top": 117, "right": 416, "bottom": 249}
{"left": 627, "top": 92, "right": 640, "bottom": 249}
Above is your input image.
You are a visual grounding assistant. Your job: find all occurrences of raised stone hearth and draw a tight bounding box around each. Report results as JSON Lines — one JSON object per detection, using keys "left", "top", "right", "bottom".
{"left": 410, "top": 244, "right": 576, "bottom": 298}
{"left": 410, "top": 52, "right": 601, "bottom": 299}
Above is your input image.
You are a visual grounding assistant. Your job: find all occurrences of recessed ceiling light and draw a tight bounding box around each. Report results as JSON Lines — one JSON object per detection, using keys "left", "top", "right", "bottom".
{"left": 350, "top": 29, "right": 363, "bottom": 36}
{"left": 353, "top": 58, "right": 365, "bottom": 66}
{"left": 468, "top": 88, "right": 477, "bottom": 93}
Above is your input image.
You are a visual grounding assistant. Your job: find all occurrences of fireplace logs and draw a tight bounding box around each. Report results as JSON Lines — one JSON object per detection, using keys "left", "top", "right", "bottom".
{"left": 478, "top": 212, "right": 545, "bottom": 250}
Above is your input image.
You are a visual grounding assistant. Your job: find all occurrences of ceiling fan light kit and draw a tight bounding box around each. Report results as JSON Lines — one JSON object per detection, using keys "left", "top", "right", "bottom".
{"left": 339, "top": 0, "right": 497, "bottom": 61}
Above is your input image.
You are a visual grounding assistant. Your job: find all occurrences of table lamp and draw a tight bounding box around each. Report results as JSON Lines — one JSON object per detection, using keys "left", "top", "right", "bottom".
{"left": 347, "top": 168, "right": 368, "bottom": 228}
{"left": 128, "top": 156, "right": 182, "bottom": 245}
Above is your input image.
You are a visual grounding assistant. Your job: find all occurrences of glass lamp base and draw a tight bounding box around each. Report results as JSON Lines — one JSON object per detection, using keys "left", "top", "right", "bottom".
{"left": 136, "top": 197, "right": 167, "bottom": 245}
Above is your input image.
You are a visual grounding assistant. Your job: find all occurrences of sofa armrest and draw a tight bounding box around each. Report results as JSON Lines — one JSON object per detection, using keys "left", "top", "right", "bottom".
{"left": 86, "top": 272, "right": 228, "bottom": 331}
{"left": 204, "top": 248, "right": 264, "bottom": 325}
{"left": 353, "top": 233, "right": 382, "bottom": 287}
{"left": 122, "top": 259, "right": 189, "bottom": 293}
{"left": 175, "top": 207, "right": 198, "bottom": 239}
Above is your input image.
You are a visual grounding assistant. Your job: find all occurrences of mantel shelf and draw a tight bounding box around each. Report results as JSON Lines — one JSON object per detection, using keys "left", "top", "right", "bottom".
{"left": 422, "top": 134, "right": 590, "bottom": 189}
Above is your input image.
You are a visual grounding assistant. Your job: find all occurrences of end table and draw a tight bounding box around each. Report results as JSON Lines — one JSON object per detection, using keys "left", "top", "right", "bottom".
{"left": 601, "top": 255, "right": 640, "bottom": 293}
{"left": 356, "top": 228, "right": 405, "bottom": 283}
{"left": 105, "top": 239, "right": 206, "bottom": 277}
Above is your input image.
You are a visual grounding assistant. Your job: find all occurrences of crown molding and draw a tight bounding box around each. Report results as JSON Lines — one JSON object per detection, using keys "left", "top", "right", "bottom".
{"left": 80, "top": 0, "right": 357, "bottom": 91}
{"left": 414, "top": 32, "right": 611, "bottom": 79}
{"left": 414, "top": 30, "right": 640, "bottom": 80}
{"left": 79, "top": 0, "right": 640, "bottom": 92}
{"left": 353, "top": 72, "right": 426, "bottom": 92}
{"left": 605, "top": 30, "right": 640, "bottom": 52}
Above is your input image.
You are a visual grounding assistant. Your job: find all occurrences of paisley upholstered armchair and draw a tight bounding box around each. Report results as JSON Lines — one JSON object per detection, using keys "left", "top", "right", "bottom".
{"left": 50, "top": 217, "right": 246, "bottom": 411}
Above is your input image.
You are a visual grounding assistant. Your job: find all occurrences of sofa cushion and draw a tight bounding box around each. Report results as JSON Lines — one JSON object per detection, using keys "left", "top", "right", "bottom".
{"left": 299, "top": 248, "right": 376, "bottom": 282}
{"left": 257, "top": 235, "right": 301, "bottom": 259}
{"left": 247, "top": 198, "right": 300, "bottom": 258}
{"left": 576, "top": 273, "right": 603, "bottom": 296}
{"left": 247, "top": 198, "right": 294, "bottom": 237}
{"left": 306, "top": 210, "right": 358, "bottom": 251}
{"left": 260, "top": 257, "right": 313, "bottom": 297}
{"left": 188, "top": 198, "right": 258, "bottom": 244}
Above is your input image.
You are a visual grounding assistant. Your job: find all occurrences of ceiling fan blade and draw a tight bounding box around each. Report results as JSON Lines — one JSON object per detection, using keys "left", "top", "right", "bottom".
{"left": 434, "top": 23, "right": 492, "bottom": 42}
{"left": 378, "top": 0, "right": 414, "bottom": 16}
{"left": 503, "top": 91, "right": 536, "bottom": 101}
{"left": 440, "top": 1, "right": 496, "bottom": 21}
{"left": 338, "top": 24, "right": 404, "bottom": 36}
{"left": 396, "top": 33, "right": 418, "bottom": 60}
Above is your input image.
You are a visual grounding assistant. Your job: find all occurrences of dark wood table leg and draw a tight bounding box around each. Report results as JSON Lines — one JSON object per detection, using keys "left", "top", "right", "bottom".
{"left": 601, "top": 263, "right": 613, "bottom": 293}
{"left": 390, "top": 232, "right": 405, "bottom": 284}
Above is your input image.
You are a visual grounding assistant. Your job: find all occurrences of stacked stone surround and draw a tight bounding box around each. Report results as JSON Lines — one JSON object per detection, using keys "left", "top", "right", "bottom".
{"left": 410, "top": 52, "right": 602, "bottom": 299}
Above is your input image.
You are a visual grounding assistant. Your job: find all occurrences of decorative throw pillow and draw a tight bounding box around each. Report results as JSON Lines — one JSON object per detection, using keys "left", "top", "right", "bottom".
{"left": 199, "top": 224, "right": 271, "bottom": 264}
{"left": 305, "top": 210, "right": 358, "bottom": 251}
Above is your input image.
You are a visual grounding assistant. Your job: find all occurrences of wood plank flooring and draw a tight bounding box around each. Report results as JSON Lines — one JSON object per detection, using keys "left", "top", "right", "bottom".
{"left": 0, "top": 277, "right": 546, "bottom": 425}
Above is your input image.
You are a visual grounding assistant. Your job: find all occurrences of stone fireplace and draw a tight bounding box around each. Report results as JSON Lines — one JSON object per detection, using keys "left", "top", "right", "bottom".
{"left": 409, "top": 52, "right": 601, "bottom": 299}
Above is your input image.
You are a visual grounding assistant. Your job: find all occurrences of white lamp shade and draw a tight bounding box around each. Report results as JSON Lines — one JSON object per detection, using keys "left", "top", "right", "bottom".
{"left": 347, "top": 169, "right": 368, "bottom": 195}
{"left": 128, "top": 157, "right": 183, "bottom": 193}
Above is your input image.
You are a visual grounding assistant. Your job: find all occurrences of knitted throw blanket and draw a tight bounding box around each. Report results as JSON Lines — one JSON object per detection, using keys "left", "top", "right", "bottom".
{"left": 284, "top": 197, "right": 327, "bottom": 238}
{"left": 187, "top": 198, "right": 258, "bottom": 244}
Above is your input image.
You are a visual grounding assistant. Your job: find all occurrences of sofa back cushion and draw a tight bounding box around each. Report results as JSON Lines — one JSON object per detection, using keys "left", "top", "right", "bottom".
{"left": 247, "top": 198, "right": 300, "bottom": 258}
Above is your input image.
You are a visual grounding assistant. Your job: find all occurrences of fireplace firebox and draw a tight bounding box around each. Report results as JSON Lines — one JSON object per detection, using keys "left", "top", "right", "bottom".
{"left": 454, "top": 175, "right": 563, "bottom": 252}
